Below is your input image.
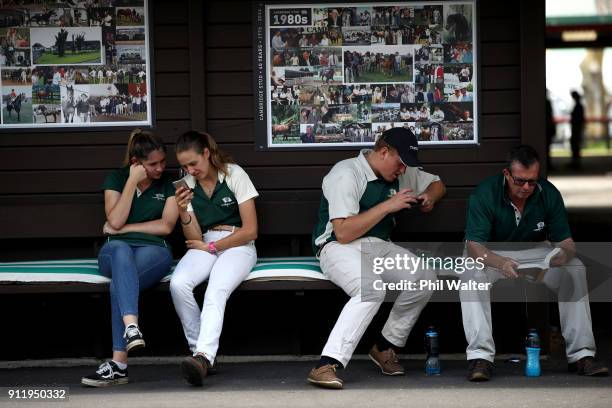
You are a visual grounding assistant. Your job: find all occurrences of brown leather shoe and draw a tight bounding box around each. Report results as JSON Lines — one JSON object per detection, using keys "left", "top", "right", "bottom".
{"left": 568, "top": 356, "right": 609, "bottom": 376}
{"left": 369, "top": 344, "right": 405, "bottom": 376}
{"left": 467, "top": 359, "right": 493, "bottom": 382}
{"left": 181, "top": 354, "right": 208, "bottom": 386}
{"left": 307, "top": 364, "right": 343, "bottom": 389}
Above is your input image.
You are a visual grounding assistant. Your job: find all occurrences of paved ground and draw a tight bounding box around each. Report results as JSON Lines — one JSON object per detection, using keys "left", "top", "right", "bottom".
{"left": 549, "top": 155, "right": 612, "bottom": 209}
{"left": 549, "top": 174, "right": 612, "bottom": 208}
{"left": 1, "top": 356, "right": 611, "bottom": 408}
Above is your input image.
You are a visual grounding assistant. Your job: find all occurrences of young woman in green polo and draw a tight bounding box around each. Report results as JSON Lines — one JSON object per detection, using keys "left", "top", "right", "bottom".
{"left": 170, "top": 130, "right": 259, "bottom": 386}
{"left": 81, "top": 129, "right": 179, "bottom": 388}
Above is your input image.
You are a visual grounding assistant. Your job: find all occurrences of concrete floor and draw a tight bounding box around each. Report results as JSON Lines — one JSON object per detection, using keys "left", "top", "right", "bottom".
{"left": 549, "top": 174, "right": 612, "bottom": 208}
{"left": 1, "top": 356, "right": 611, "bottom": 408}
{"left": 548, "top": 155, "right": 612, "bottom": 209}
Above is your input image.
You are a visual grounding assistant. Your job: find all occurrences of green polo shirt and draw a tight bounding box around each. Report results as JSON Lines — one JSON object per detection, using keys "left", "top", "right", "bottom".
{"left": 102, "top": 166, "right": 175, "bottom": 247}
{"left": 184, "top": 163, "right": 259, "bottom": 231}
{"left": 312, "top": 178, "right": 399, "bottom": 252}
{"left": 465, "top": 173, "right": 572, "bottom": 243}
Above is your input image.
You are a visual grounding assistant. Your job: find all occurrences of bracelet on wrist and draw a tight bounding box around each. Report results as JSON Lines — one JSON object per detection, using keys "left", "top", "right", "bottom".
{"left": 180, "top": 214, "right": 192, "bottom": 226}
{"left": 208, "top": 241, "right": 217, "bottom": 255}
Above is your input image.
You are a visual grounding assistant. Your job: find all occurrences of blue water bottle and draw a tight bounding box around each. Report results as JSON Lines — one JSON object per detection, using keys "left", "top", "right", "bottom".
{"left": 525, "top": 328, "right": 541, "bottom": 377}
{"left": 425, "top": 326, "right": 441, "bottom": 375}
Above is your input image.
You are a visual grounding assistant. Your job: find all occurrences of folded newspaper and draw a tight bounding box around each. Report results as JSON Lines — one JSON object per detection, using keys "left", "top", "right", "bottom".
{"left": 517, "top": 247, "right": 562, "bottom": 282}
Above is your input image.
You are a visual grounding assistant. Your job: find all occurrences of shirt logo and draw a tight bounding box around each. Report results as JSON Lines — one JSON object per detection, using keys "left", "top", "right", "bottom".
{"left": 221, "top": 196, "right": 234, "bottom": 207}
{"left": 153, "top": 193, "right": 166, "bottom": 201}
{"left": 533, "top": 221, "right": 545, "bottom": 232}
{"left": 388, "top": 188, "right": 397, "bottom": 198}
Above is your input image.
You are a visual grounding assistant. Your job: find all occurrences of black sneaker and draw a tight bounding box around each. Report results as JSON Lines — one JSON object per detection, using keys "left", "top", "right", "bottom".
{"left": 181, "top": 354, "right": 209, "bottom": 386}
{"left": 81, "top": 361, "right": 128, "bottom": 387}
{"left": 124, "top": 324, "right": 145, "bottom": 352}
{"left": 568, "top": 356, "right": 609, "bottom": 376}
{"left": 467, "top": 359, "right": 493, "bottom": 382}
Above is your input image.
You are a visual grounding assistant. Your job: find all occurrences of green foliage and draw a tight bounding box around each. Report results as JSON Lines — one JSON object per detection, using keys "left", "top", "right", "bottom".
{"left": 54, "top": 28, "right": 68, "bottom": 57}
{"left": 75, "top": 33, "right": 85, "bottom": 52}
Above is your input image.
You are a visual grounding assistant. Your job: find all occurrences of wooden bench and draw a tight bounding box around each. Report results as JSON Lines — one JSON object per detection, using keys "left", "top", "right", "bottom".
{"left": 0, "top": 256, "right": 551, "bottom": 357}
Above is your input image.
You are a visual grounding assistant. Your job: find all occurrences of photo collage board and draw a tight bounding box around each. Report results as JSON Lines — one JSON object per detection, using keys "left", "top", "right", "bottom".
{"left": 0, "top": 0, "right": 150, "bottom": 129}
{"left": 256, "top": 1, "right": 477, "bottom": 148}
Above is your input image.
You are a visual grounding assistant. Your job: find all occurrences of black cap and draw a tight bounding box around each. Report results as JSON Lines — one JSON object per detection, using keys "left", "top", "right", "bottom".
{"left": 381, "top": 127, "right": 420, "bottom": 167}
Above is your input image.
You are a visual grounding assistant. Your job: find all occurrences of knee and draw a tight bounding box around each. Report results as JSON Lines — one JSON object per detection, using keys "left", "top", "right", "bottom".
{"left": 362, "top": 280, "right": 386, "bottom": 303}
{"left": 562, "top": 258, "right": 586, "bottom": 279}
{"left": 100, "top": 239, "right": 130, "bottom": 254}
{"left": 420, "top": 268, "right": 437, "bottom": 284}
{"left": 98, "top": 240, "right": 131, "bottom": 264}
{"left": 203, "top": 287, "right": 230, "bottom": 307}
{"left": 371, "top": 287, "right": 387, "bottom": 304}
{"left": 169, "top": 273, "right": 194, "bottom": 297}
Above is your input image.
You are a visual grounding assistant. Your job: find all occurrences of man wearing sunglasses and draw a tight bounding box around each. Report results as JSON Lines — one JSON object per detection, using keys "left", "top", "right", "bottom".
{"left": 308, "top": 127, "right": 446, "bottom": 389}
{"left": 461, "top": 144, "right": 607, "bottom": 381}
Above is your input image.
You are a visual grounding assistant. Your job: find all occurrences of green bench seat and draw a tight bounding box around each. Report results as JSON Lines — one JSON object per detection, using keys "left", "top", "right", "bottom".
{"left": 0, "top": 257, "right": 335, "bottom": 293}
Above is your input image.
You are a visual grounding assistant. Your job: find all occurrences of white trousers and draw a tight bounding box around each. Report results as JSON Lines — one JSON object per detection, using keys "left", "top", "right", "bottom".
{"left": 170, "top": 230, "right": 257, "bottom": 362}
{"left": 320, "top": 238, "right": 435, "bottom": 367}
{"left": 460, "top": 247, "right": 596, "bottom": 363}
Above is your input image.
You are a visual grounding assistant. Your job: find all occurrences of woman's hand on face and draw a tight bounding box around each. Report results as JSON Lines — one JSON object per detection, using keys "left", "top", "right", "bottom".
{"left": 128, "top": 163, "right": 148, "bottom": 183}
{"left": 103, "top": 221, "right": 119, "bottom": 235}
{"left": 186, "top": 239, "right": 208, "bottom": 252}
{"left": 175, "top": 186, "right": 194, "bottom": 213}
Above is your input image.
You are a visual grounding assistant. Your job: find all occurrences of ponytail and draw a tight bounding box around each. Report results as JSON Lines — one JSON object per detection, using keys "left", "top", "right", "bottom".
{"left": 175, "top": 130, "right": 233, "bottom": 176}
{"left": 123, "top": 128, "right": 166, "bottom": 165}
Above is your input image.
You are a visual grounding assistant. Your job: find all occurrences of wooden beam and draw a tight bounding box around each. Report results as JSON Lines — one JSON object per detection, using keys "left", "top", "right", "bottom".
{"left": 189, "top": 0, "right": 206, "bottom": 130}
{"left": 520, "top": 0, "right": 547, "bottom": 171}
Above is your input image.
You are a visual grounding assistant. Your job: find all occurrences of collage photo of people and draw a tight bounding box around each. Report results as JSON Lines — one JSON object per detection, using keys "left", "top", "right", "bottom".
{"left": 0, "top": 0, "right": 149, "bottom": 127}
{"left": 267, "top": 2, "right": 475, "bottom": 146}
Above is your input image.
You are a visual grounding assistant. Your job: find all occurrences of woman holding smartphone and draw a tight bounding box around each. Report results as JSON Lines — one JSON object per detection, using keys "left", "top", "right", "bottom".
{"left": 170, "top": 130, "right": 258, "bottom": 386}
{"left": 81, "top": 129, "right": 179, "bottom": 387}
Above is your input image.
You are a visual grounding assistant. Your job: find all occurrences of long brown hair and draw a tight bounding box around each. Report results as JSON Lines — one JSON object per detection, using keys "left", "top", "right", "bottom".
{"left": 123, "top": 128, "right": 166, "bottom": 166}
{"left": 175, "top": 130, "right": 233, "bottom": 176}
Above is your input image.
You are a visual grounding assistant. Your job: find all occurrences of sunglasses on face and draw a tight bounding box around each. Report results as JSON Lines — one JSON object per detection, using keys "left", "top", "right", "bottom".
{"left": 506, "top": 169, "right": 538, "bottom": 187}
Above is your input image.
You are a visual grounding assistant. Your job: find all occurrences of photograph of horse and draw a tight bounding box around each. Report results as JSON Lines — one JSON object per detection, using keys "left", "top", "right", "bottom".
{"left": 343, "top": 46, "right": 413, "bottom": 84}
{"left": 33, "top": 104, "right": 61, "bottom": 123}
{"left": 32, "top": 83, "right": 60, "bottom": 104}
{"left": 60, "top": 84, "right": 77, "bottom": 123}
{"left": 443, "top": 4, "right": 472, "bottom": 43}
{"left": 2, "top": 86, "right": 32, "bottom": 124}
{"left": 116, "top": 7, "right": 144, "bottom": 26}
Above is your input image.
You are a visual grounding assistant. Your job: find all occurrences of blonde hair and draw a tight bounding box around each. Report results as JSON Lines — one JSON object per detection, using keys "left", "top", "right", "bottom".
{"left": 175, "top": 130, "right": 233, "bottom": 176}
{"left": 123, "top": 128, "right": 166, "bottom": 166}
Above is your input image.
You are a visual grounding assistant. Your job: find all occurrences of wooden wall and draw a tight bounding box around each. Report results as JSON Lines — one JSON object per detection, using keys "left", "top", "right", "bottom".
{"left": 0, "top": 0, "right": 545, "bottom": 259}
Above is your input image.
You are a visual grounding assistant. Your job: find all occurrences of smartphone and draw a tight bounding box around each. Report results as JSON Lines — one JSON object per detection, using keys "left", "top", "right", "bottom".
{"left": 172, "top": 178, "right": 190, "bottom": 191}
{"left": 412, "top": 198, "right": 425, "bottom": 207}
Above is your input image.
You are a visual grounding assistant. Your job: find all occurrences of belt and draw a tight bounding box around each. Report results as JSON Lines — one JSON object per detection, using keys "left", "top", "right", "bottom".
{"left": 208, "top": 225, "right": 238, "bottom": 232}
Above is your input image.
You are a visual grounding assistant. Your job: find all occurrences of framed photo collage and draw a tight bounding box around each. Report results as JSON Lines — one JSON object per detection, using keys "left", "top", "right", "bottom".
{"left": 0, "top": 0, "right": 151, "bottom": 130}
{"left": 255, "top": 1, "right": 477, "bottom": 149}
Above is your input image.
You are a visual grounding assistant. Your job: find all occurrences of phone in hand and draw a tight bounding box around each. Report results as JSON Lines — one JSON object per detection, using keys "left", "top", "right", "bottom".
{"left": 172, "top": 179, "right": 190, "bottom": 191}
{"left": 411, "top": 198, "right": 425, "bottom": 207}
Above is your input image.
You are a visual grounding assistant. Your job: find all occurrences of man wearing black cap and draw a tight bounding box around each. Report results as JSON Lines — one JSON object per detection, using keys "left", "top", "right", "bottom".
{"left": 308, "top": 127, "right": 446, "bottom": 389}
